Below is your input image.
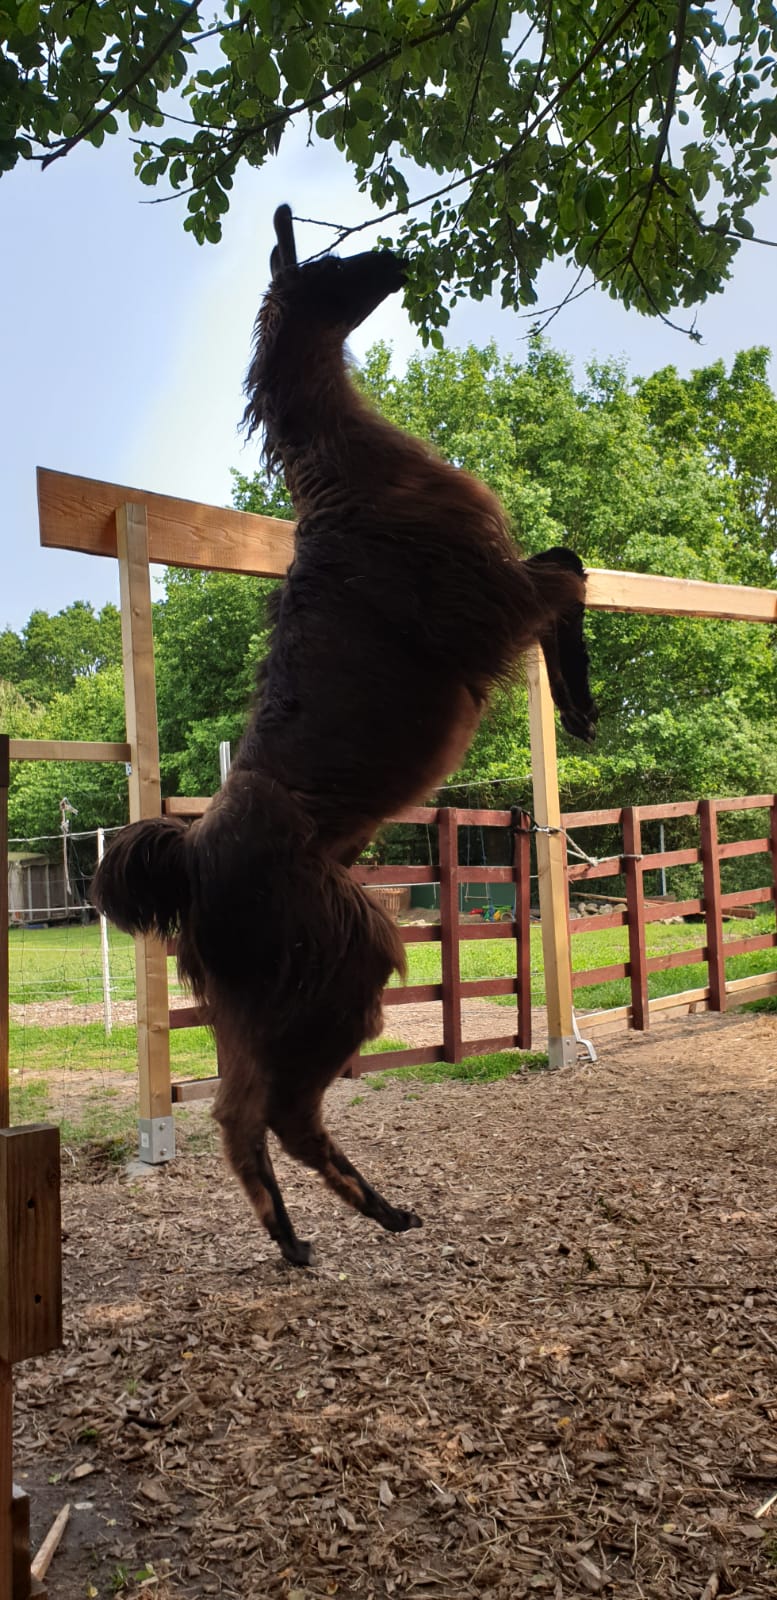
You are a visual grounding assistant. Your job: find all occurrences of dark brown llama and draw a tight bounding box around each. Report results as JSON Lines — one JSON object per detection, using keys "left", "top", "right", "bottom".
{"left": 93, "top": 205, "right": 597, "bottom": 1266}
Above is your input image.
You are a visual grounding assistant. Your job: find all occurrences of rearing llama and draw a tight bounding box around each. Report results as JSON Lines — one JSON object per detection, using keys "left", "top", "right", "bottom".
{"left": 93, "top": 206, "right": 597, "bottom": 1266}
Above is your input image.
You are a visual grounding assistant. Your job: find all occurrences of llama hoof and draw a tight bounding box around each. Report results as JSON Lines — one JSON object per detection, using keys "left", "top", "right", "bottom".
{"left": 392, "top": 1207, "right": 423, "bottom": 1233}
{"left": 282, "top": 1238, "right": 315, "bottom": 1268}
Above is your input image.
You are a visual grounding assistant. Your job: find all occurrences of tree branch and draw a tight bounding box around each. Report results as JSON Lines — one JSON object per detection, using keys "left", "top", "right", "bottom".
{"left": 623, "top": 0, "right": 690, "bottom": 268}
{"left": 40, "top": 0, "right": 203, "bottom": 169}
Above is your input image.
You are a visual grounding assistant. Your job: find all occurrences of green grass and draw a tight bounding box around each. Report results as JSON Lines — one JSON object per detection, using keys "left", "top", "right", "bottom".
{"left": 6, "top": 910, "right": 776, "bottom": 1146}
{"left": 8, "top": 923, "right": 188, "bottom": 1006}
{"left": 397, "top": 910, "right": 777, "bottom": 1012}
{"left": 360, "top": 1048, "right": 548, "bottom": 1091}
{"left": 8, "top": 1021, "right": 219, "bottom": 1077}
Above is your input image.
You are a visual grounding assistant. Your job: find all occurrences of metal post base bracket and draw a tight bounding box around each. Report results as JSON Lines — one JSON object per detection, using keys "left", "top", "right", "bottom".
{"left": 547, "top": 1035, "right": 578, "bottom": 1071}
{"left": 137, "top": 1117, "right": 176, "bottom": 1165}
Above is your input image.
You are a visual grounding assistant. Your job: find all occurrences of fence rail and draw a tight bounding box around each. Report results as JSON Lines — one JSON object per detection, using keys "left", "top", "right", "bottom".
{"left": 566, "top": 794, "right": 777, "bottom": 1032}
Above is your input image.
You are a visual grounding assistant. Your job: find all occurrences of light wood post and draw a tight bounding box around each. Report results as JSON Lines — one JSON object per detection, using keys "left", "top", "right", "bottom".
{"left": 526, "top": 647, "right": 575, "bottom": 1068}
{"left": 116, "top": 505, "right": 174, "bottom": 1164}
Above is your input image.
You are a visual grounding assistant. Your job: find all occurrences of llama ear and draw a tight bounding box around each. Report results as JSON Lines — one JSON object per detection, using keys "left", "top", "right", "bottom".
{"left": 270, "top": 244, "right": 282, "bottom": 280}
{"left": 273, "top": 204, "right": 297, "bottom": 269}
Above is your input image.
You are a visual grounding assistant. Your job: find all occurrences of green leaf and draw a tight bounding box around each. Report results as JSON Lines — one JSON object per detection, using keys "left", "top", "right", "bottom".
{"left": 16, "top": 0, "right": 40, "bottom": 35}
{"left": 279, "top": 38, "right": 312, "bottom": 95}
{"left": 254, "top": 53, "right": 280, "bottom": 100}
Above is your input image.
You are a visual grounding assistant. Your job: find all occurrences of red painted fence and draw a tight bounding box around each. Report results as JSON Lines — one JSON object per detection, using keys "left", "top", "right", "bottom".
{"left": 160, "top": 793, "right": 777, "bottom": 1100}
{"left": 564, "top": 795, "right": 777, "bottom": 1032}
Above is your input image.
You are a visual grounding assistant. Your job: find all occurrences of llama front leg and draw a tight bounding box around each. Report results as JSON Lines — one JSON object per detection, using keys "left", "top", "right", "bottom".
{"left": 270, "top": 1096, "right": 422, "bottom": 1236}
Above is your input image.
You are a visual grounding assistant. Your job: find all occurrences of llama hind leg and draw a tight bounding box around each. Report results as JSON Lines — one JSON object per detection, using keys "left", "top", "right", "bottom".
{"left": 269, "top": 1094, "right": 422, "bottom": 1236}
{"left": 217, "top": 1111, "right": 313, "bottom": 1267}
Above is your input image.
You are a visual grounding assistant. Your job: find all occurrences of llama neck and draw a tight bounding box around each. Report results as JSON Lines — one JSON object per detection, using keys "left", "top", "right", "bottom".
{"left": 263, "top": 334, "right": 378, "bottom": 516}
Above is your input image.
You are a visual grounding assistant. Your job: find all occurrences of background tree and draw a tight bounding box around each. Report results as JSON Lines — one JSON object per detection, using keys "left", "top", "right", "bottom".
{"left": 2, "top": 339, "right": 775, "bottom": 844}
{"left": 3, "top": 1, "right": 777, "bottom": 333}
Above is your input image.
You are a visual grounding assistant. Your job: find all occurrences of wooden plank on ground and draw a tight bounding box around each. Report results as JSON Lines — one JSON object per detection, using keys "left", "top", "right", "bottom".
{"left": 38, "top": 467, "right": 295, "bottom": 577}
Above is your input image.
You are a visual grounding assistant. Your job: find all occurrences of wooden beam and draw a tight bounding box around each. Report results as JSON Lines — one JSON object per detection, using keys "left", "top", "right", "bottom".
{"left": 163, "top": 796, "right": 211, "bottom": 818}
{"left": 36, "top": 471, "right": 777, "bottom": 621}
{"left": 526, "top": 646, "right": 575, "bottom": 1067}
{"left": 586, "top": 567, "right": 777, "bottom": 623}
{"left": 38, "top": 467, "right": 294, "bottom": 578}
{"left": 117, "top": 505, "right": 173, "bottom": 1146}
{"left": 8, "top": 741, "right": 131, "bottom": 764}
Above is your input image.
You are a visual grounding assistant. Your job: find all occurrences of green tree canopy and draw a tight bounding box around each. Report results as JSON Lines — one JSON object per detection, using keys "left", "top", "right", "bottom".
{"left": 4, "top": 1, "right": 777, "bottom": 332}
{"left": 2, "top": 339, "right": 776, "bottom": 840}
{"left": 0, "top": 601, "right": 122, "bottom": 704}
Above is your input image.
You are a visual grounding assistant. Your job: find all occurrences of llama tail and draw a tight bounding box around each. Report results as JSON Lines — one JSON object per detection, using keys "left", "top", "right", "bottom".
{"left": 182, "top": 771, "right": 405, "bottom": 1047}
{"left": 525, "top": 547, "right": 598, "bottom": 744}
{"left": 91, "top": 816, "right": 191, "bottom": 939}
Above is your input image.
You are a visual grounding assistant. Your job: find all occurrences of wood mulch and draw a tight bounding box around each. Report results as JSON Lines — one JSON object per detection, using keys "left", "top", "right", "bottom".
{"left": 14, "top": 1009, "right": 777, "bottom": 1599}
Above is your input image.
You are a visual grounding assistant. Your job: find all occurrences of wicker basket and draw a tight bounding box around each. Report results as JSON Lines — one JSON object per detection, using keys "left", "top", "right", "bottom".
{"left": 369, "top": 885, "right": 406, "bottom": 918}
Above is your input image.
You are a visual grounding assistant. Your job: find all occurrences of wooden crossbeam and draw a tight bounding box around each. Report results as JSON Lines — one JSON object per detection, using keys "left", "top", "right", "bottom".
{"left": 37, "top": 469, "right": 777, "bottom": 621}
{"left": 37, "top": 467, "right": 294, "bottom": 577}
{"left": 8, "top": 740, "right": 131, "bottom": 763}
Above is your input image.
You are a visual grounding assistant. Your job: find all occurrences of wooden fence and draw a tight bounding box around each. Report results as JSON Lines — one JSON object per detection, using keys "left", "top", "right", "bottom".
{"left": 564, "top": 794, "right": 777, "bottom": 1033}
{"left": 164, "top": 802, "right": 534, "bottom": 1101}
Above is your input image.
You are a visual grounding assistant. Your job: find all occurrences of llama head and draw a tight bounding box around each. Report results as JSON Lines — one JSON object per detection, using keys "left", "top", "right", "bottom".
{"left": 267, "top": 204, "right": 407, "bottom": 336}
{"left": 243, "top": 204, "right": 407, "bottom": 444}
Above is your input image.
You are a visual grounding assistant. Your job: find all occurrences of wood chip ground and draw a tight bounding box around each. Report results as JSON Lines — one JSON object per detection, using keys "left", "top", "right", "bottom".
{"left": 13, "top": 1010, "right": 777, "bottom": 1599}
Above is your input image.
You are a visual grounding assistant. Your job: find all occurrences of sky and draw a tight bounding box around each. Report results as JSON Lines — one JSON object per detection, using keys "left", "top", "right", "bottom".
{"left": 1, "top": 119, "right": 776, "bottom": 633}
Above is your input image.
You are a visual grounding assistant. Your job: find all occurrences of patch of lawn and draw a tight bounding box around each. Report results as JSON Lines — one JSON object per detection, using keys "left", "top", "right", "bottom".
{"left": 360, "top": 1048, "right": 548, "bottom": 1090}
{"left": 8, "top": 1021, "right": 217, "bottom": 1078}
{"left": 398, "top": 911, "right": 776, "bottom": 1013}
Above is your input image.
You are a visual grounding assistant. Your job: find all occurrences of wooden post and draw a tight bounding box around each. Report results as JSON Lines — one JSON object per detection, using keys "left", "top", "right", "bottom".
{"left": 439, "top": 810, "right": 463, "bottom": 1063}
{"left": 526, "top": 647, "right": 575, "bottom": 1068}
{"left": 0, "top": 1126, "right": 61, "bottom": 1600}
{"left": 623, "top": 807, "right": 649, "bottom": 1031}
{"left": 700, "top": 799, "right": 726, "bottom": 1012}
{"left": 771, "top": 796, "right": 777, "bottom": 923}
{"left": 1, "top": 735, "right": 9, "bottom": 1131}
{"left": 116, "top": 505, "right": 174, "bottom": 1164}
{"left": 514, "top": 811, "right": 532, "bottom": 1050}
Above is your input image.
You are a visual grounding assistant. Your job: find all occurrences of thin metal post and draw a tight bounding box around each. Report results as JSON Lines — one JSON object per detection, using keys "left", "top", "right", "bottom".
{"left": 219, "top": 741, "right": 232, "bottom": 785}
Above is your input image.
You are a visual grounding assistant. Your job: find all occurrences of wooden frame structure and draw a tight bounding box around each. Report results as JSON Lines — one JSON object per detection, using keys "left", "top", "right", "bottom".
{"left": 28, "top": 464, "right": 777, "bottom": 1093}
{"left": 2, "top": 467, "right": 775, "bottom": 1589}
